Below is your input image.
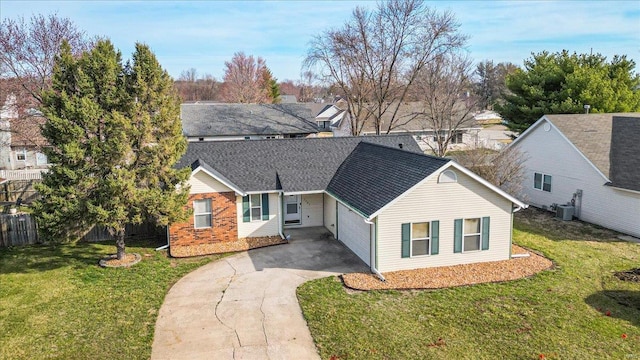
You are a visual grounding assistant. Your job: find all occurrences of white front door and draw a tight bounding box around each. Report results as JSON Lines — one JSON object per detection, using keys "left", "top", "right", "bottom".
{"left": 284, "top": 195, "right": 301, "bottom": 225}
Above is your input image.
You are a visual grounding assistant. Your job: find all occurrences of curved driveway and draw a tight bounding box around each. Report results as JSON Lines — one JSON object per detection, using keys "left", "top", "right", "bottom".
{"left": 151, "top": 228, "right": 368, "bottom": 359}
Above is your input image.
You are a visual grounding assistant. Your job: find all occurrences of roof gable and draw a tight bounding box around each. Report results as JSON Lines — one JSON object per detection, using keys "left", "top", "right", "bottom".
{"left": 511, "top": 112, "right": 640, "bottom": 179}
{"left": 326, "top": 142, "right": 449, "bottom": 217}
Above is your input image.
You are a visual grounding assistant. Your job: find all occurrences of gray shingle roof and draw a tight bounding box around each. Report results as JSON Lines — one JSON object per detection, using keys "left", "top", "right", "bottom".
{"left": 326, "top": 142, "right": 449, "bottom": 217}
{"left": 609, "top": 116, "right": 640, "bottom": 191}
{"left": 545, "top": 113, "right": 640, "bottom": 177}
{"left": 181, "top": 103, "right": 318, "bottom": 137}
{"left": 177, "top": 135, "right": 422, "bottom": 193}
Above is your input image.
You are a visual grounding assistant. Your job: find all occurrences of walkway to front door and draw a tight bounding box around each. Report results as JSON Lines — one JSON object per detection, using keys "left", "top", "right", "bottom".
{"left": 151, "top": 227, "right": 368, "bottom": 359}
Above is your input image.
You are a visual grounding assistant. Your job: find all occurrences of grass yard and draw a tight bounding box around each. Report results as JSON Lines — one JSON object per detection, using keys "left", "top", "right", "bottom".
{"left": 0, "top": 239, "right": 225, "bottom": 360}
{"left": 298, "top": 209, "right": 640, "bottom": 359}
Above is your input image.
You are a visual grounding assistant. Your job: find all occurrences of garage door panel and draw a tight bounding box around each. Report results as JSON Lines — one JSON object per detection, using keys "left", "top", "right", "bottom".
{"left": 337, "top": 203, "right": 370, "bottom": 266}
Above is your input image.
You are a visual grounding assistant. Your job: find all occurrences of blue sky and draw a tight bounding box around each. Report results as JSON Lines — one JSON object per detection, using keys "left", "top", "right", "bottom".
{"left": 2, "top": 1, "right": 639, "bottom": 82}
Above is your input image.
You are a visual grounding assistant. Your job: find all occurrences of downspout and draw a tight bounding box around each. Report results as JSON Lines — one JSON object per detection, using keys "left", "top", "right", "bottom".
{"left": 364, "top": 218, "right": 385, "bottom": 282}
{"left": 278, "top": 192, "right": 286, "bottom": 240}
{"left": 155, "top": 226, "right": 170, "bottom": 251}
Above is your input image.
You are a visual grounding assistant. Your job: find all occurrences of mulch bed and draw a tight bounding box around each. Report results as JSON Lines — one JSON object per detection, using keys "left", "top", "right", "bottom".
{"left": 99, "top": 253, "right": 142, "bottom": 268}
{"left": 614, "top": 268, "right": 640, "bottom": 283}
{"left": 170, "top": 236, "right": 286, "bottom": 257}
{"left": 342, "top": 245, "right": 553, "bottom": 291}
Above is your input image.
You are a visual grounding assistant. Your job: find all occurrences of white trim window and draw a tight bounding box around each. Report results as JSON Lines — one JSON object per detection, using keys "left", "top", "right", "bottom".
{"left": 534, "top": 172, "right": 552, "bottom": 192}
{"left": 16, "top": 148, "right": 27, "bottom": 162}
{"left": 250, "top": 194, "right": 262, "bottom": 222}
{"left": 193, "top": 199, "right": 212, "bottom": 228}
{"left": 411, "top": 222, "right": 430, "bottom": 256}
{"left": 463, "top": 218, "right": 481, "bottom": 252}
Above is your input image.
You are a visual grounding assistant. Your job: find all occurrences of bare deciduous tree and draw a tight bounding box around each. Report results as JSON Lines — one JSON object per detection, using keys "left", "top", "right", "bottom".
{"left": 0, "top": 13, "right": 92, "bottom": 148}
{"left": 174, "top": 68, "right": 220, "bottom": 101}
{"left": 1, "top": 13, "right": 91, "bottom": 104}
{"left": 304, "top": 0, "right": 466, "bottom": 135}
{"left": 451, "top": 146, "right": 528, "bottom": 201}
{"left": 412, "top": 53, "right": 477, "bottom": 157}
{"left": 220, "top": 52, "right": 276, "bottom": 103}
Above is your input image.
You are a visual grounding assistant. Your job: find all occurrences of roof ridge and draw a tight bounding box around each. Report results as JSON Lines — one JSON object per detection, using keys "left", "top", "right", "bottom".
{"left": 357, "top": 140, "right": 448, "bottom": 161}
{"left": 187, "top": 134, "right": 417, "bottom": 145}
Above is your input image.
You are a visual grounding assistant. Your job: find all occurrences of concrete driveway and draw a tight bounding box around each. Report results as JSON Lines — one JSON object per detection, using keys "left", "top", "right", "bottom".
{"left": 151, "top": 227, "right": 368, "bottom": 359}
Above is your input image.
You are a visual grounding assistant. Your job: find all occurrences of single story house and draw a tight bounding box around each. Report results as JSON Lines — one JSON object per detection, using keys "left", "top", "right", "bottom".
{"left": 509, "top": 113, "right": 640, "bottom": 238}
{"left": 180, "top": 102, "right": 318, "bottom": 141}
{"left": 169, "top": 135, "right": 526, "bottom": 274}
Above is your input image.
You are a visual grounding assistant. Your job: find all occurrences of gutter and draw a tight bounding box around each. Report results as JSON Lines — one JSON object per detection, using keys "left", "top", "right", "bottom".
{"left": 364, "top": 218, "right": 385, "bottom": 282}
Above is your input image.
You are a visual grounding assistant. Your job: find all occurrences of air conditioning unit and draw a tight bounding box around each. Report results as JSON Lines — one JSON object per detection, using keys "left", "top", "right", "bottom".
{"left": 556, "top": 205, "right": 574, "bottom": 221}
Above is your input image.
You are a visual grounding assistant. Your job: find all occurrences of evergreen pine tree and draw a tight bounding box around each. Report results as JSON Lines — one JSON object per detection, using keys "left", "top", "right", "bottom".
{"left": 34, "top": 40, "right": 190, "bottom": 260}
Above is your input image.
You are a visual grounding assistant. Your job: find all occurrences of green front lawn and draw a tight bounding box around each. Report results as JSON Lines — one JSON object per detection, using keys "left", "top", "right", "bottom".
{"left": 0, "top": 239, "right": 224, "bottom": 360}
{"left": 298, "top": 210, "right": 640, "bottom": 359}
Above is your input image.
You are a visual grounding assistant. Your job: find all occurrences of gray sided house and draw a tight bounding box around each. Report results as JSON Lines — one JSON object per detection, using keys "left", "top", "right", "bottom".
{"left": 169, "top": 135, "right": 526, "bottom": 273}
{"left": 181, "top": 103, "right": 318, "bottom": 141}
{"left": 510, "top": 113, "right": 640, "bottom": 237}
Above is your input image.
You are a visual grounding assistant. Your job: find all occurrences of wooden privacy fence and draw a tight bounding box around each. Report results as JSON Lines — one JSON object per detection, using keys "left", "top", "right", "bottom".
{"left": 0, "top": 180, "right": 41, "bottom": 203}
{"left": 0, "top": 213, "right": 166, "bottom": 248}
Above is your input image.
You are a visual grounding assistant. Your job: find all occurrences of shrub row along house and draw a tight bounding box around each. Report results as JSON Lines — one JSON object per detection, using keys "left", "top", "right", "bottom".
{"left": 169, "top": 135, "right": 526, "bottom": 274}
{"left": 510, "top": 113, "right": 640, "bottom": 238}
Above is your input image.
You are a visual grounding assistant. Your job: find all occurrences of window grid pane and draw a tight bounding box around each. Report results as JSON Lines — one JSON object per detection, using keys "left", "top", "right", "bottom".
{"left": 251, "top": 207, "right": 261, "bottom": 221}
{"left": 250, "top": 194, "right": 261, "bottom": 207}
{"left": 194, "top": 199, "right": 211, "bottom": 213}
{"left": 195, "top": 214, "right": 212, "bottom": 228}
{"left": 411, "top": 222, "right": 429, "bottom": 239}
{"left": 534, "top": 172, "right": 542, "bottom": 189}
{"left": 464, "top": 218, "right": 480, "bottom": 234}
{"left": 464, "top": 235, "right": 480, "bottom": 251}
{"left": 543, "top": 175, "right": 552, "bottom": 192}
{"left": 412, "top": 239, "right": 429, "bottom": 256}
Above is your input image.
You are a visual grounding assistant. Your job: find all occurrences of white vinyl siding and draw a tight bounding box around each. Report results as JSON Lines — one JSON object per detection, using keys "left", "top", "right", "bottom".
{"left": 323, "top": 194, "right": 337, "bottom": 237}
{"left": 514, "top": 119, "right": 640, "bottom": 238}
{"left": 189, "top": 171, "right": 233, "bottom": 194}
{"left": 337, "top": 202, "right": 370, "bottom": 266}
{"left": 376, "top": 168, "right": 513, "bottom": 272}
{"left": 237, "top": 193, "right": 279, "bottom": 238}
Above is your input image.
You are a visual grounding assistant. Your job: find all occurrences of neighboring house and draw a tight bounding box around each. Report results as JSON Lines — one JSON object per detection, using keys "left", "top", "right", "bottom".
{"left": 169, "top": 135, "right": 526, "bottom": 274}
{"left": 510, "top": 113, "right": 640, "bottom": 238}
{"left": 0, "top": 94, "right": 49, "bottom": 176}
{"left": 315, "top": 102, "right": 511, "bottom": 151}
{"left": 313, "top": 102, "right": 348, "bottom": 136}
{"left": 278, "top": 94, "right": 298, "bottom": 103}
{"left": 181, "top": 103, "right": 318, "bottom": 141}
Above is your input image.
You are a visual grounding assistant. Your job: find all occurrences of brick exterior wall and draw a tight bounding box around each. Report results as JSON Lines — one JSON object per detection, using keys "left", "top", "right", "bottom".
{"left": 169, "top": 192, "right": 238, "bottom": 255}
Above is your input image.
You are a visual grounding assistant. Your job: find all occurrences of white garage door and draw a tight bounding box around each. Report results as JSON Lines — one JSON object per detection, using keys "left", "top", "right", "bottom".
{"left": 337, "top": 203, "right": 370, "bottom": 266}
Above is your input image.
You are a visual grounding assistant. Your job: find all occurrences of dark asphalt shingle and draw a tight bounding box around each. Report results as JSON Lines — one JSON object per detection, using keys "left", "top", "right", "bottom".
{"left": 180, "top": 103, "right": 318, "bottom": 137}
{"left": 326, "top": 142, "right": 449, "bottom": 217}
{"left": 609, "top": 116, "right": 640, "bottom": 191}
{"left": 177, "top": 135, "right": 423, "bottom": 193}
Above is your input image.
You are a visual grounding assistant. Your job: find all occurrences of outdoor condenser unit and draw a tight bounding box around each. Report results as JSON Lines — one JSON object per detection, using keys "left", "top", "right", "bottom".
{"left": 556, "top": 205, "right": 574, "bottom": 221}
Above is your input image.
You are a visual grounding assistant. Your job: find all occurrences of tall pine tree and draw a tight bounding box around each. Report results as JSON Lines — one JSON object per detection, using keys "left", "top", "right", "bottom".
{"left": 34, "top": 40, "right": 190, "bottom": 260}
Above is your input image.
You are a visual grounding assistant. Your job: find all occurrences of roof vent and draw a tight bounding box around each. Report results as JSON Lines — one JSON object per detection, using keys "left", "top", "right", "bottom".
{"left": 398, "top": 143, "right": 403, "bottom": 149}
